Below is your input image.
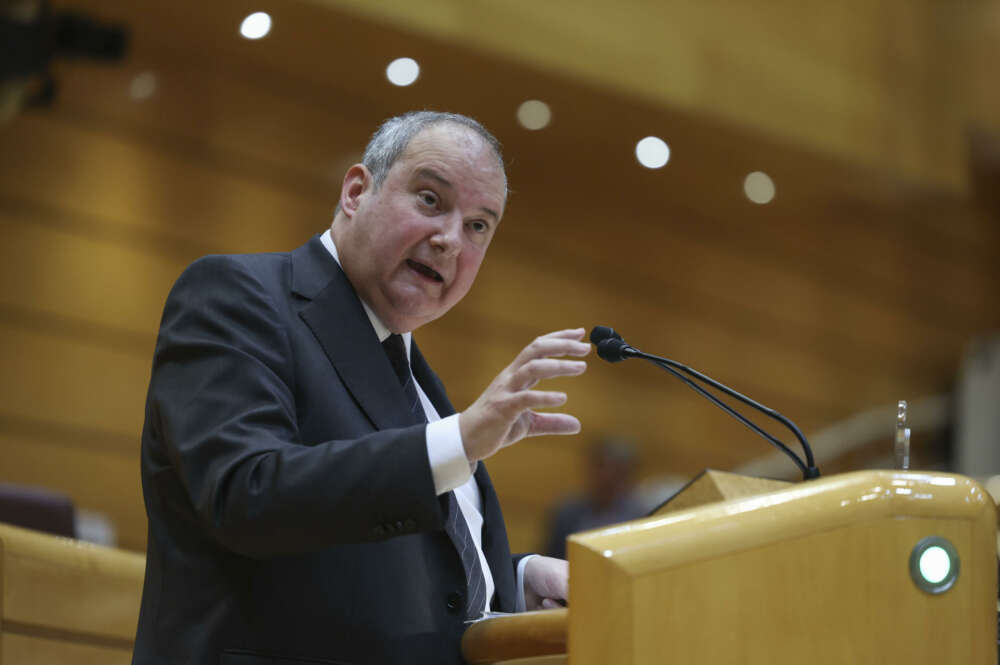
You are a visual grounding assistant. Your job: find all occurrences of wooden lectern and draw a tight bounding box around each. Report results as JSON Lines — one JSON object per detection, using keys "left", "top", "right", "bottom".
{"left": 463, "top": 470, "right": 999, "bottom": 664}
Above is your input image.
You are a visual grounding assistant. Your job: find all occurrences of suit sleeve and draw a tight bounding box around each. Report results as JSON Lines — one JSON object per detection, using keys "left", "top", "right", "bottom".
{"left": 144, "top": 255, "right": 444, "bottom": 558}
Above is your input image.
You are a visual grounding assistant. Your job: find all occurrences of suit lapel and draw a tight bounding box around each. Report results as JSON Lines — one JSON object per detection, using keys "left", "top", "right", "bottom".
{"left": 293, "top": 237, "right": 420, "bottom": 431}
{"left": 410, "top": 342, "right": 455, "bottom": 418}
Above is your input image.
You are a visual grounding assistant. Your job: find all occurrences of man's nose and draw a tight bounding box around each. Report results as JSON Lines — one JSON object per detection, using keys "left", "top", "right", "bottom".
{"left": 430, "top": 214, "right": 462, "bottom": 255}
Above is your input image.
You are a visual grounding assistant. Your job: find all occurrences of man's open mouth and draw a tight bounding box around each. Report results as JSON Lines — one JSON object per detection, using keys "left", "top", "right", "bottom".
{"left": 406, "top": 259, "right": 443, "bottom": 283}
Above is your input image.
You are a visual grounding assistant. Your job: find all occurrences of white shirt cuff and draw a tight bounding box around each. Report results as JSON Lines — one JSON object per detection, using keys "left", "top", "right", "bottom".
{"left": 426, "top": 413, "right": 474, "bottom": 495}
{"left": 515, "top": 554, "right": 538, "bottom": 613}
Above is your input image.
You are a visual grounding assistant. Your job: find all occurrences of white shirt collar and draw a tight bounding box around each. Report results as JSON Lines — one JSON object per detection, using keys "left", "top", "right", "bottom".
{"left": 320, "top": 229, "right": 412, "bottom": 356}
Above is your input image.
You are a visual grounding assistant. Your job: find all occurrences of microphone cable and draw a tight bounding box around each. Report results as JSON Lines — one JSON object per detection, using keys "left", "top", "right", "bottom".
{"left": 591, "top": 327, "right": 819, "bottom": 480}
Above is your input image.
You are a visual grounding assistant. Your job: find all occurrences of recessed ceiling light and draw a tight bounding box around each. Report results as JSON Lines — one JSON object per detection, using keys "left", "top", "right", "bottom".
{"left": 386, "top": 58, "right": 420, "bottom": 87}
{"left": 240, "top": 12, "right": 272, "bottom": 40}
{"left": 129, "top": 71, "right": 157, "bottom": 100}
{"left": 635, "top": 136, "right": 670, "bottom": 169}
{"left": 744, "top": 171, "right": 776, "bottom": 204}
{"left": 516, "top": 100, "right": 552, "bottom": 130}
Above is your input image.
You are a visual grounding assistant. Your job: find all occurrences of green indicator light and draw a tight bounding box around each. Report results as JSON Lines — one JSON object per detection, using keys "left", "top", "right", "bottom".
{"left": 918, "top": 546, "right": 950, "bottom": 584}
{"left": 909, "top": 536, "right": 959, "bottom": 594}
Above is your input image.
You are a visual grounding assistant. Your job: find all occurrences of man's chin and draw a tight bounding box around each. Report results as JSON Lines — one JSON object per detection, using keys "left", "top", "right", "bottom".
{"left": 378, "top": 300, "right": 447, "bottom": 334}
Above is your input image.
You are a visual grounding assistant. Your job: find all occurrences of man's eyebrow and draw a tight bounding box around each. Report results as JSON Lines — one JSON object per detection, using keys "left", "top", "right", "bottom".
{"left": 415, "top": 168, "right": 453, "bottom": 190}
{"left": 416, "top": 168, "right": 500, "bottom": 221}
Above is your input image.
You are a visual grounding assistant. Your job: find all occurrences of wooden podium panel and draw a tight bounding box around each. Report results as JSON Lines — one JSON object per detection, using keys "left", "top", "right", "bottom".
{"left": 568, "top": 470, "right": 998, "bottom": 665}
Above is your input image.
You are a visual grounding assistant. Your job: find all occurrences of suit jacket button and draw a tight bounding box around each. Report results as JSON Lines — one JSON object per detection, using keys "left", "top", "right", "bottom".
{"left": 446, "top": 591, "right": 463, "bottom": 613}
{"left": 403, "top": 519, "right": 416, "bottom": 531}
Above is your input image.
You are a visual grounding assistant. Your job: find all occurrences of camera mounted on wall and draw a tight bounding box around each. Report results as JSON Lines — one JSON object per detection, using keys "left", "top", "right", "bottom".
{"left": 1, "top": 0, "right": 128, "bottom": 123}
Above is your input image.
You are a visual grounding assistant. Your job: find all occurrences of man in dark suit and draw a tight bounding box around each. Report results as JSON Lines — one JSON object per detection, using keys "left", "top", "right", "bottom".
{"left": 133, "top": 111, "right": 589, "bottom": 665}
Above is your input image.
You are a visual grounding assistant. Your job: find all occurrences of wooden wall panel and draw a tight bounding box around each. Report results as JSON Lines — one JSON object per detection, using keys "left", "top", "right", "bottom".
{"left": 0, "top": 114, "right": 327, "bottom": 255}
{"left": 0, "top": 0, "right": 997, "bottom": 557}
{"left": 0, "top": 433, "right": 143, "bottom": 550}
{"left": 0, "top": 213, "right": 185, "bottom": 335}
{"left": 0, "top": 327, "right": 149, "bottom": 439}
{"left": 55, "top": 57, "right": 373, "bottom": 191}
{"left": 313, "top": 0, "right": 1000, "bottom": 190}
{"left": 449, "top": 242, "right": 946, "bottom": 411}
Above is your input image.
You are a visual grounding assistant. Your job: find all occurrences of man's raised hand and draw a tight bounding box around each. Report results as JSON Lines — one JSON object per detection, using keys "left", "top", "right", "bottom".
{"left": 459, "top": 328, "right": 590, "bottom": 463}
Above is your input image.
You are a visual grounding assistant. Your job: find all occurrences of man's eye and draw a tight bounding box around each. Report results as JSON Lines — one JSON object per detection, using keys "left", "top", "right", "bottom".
{"left": 469, "top": 220, "right": 489, "bottom": 233}
{"left": 418, "top": 191, "right": 438, "bottom": 207}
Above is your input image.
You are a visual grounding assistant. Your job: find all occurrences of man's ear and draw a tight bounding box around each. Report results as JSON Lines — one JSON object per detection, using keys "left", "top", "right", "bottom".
{"left": 339, "top": 164, "right": 371, "bottom": 219}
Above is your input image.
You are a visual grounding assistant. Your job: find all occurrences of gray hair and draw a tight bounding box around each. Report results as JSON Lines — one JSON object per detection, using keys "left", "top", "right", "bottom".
{"left": 336, "top": 111, "right": 507, "bottom": 216}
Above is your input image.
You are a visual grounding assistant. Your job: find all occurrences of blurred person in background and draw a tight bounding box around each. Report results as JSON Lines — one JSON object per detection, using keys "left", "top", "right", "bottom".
{"left": 544, "top": 436, "right": 647, "bottom": 559}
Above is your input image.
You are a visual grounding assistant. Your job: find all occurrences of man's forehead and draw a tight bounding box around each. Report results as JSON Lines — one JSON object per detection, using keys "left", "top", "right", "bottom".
{"left": 402, "top": 123, "right": 493, "bottom": 163}
{"left": 397, "top": 124, "right": 507, "bottom": 205}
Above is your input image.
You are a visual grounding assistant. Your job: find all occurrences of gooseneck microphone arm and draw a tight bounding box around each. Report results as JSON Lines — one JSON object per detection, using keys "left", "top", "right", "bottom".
{"left": 633, "top": 346, "right": 816, "bottom": 478}
{"left": 591, "top": 328, "right": 820, "bottom": 480}
{"left": 648, "top": 352, "right": 809, "bottom": 477}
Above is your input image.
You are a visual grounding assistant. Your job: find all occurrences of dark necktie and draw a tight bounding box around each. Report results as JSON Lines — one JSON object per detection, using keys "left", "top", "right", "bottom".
{"left": 381, "top": 334, "right": 488, "bottom": 618}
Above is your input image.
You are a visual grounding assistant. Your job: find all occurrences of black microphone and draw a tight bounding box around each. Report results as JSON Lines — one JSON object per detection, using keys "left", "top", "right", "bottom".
{"left": 596, "top": 338, "right": 634, "bottom": 363}
{"left": 589, "top": 326, "right": 622, "bottom": 345}
{"left": 590, "top": 325, "right": 820, "bottom": 480}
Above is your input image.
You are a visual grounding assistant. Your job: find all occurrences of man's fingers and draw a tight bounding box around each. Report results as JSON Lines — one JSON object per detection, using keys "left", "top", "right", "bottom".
{"left": 540, "top": 328, "right": 587, "bottom": 341}
{"left": 512, "top": 335, "right": 591, "bottom": 366}
{"left": 513, "top": 340, "right": 590, "bottom": 367}
{"left": 512, "top": 358, "right": 587, "bottom": 390}
{"left": 463, "top": 328, "right": 589, "bottom": 462}
{"left": 508, "top": 389, "right": 568, "bottom": 411}
{"left": 527, "top": 411, "right": 581, "bottom": 436}
{"left": 525, "top": 555, "right": 570, "bottom": 611}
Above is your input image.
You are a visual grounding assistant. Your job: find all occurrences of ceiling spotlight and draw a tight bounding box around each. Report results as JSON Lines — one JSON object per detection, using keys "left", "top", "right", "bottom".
{"left": 386, "top": 58, "right": 420, "bottom": 87}
{"left": 744, "top": 171, "right": 776, "bottom": 204}
{"left": 240, "top": 12, "right": 272, "bottom": 40}
{"left": 635, "top": 136, "right": 670, "bottom": 169}
{"left": 517, "top": 100, "right": 552, "bottom": 130}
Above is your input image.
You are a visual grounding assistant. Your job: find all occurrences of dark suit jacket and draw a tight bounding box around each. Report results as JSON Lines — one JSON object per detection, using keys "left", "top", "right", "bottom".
{"left": 133, "top": 236, "right": 518, "bottom": 665}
